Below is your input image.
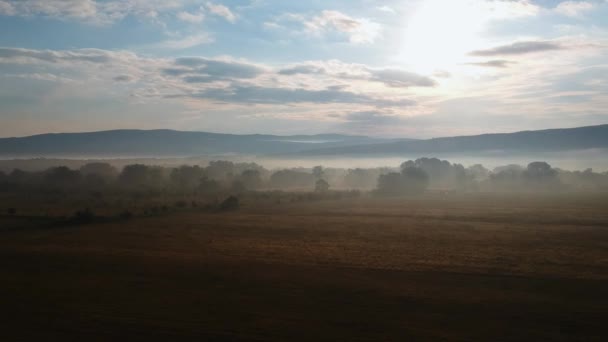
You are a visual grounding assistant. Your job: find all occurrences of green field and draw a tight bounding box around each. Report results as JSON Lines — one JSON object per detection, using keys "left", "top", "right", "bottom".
{"left": 1, "top": 193, "right": 607, "bottom": 341}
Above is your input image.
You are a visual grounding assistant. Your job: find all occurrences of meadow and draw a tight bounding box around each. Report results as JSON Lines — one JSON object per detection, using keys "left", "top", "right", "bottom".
{"left": 1, "top": 192, "right": 607, "bottom": 341}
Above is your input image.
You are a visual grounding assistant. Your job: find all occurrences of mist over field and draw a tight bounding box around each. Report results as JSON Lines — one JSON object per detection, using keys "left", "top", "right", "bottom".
{"left": 2, "top": 0, "right": 608, "bottom": 341}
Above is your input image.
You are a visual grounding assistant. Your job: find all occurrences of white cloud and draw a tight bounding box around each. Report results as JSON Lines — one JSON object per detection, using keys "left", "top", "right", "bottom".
{"left": 376, "top": 6, "right": 396, "bottom": 14}
{"left": 0, "top": 0, "right": 199, "bottom": 24}
{"left": 2, "top": 0, "right": 98, "bottom": 20}
{"left": 176, "top": 9, "right": 204, "bottom": 24}
{"left": 154, "top": 33, "right": 214, "bottom": 49}
{"left": 554, "top": 1, "right": 595, "bottom": 18}
{"left": 205, "top": 2, "right": 237, "bottom": 23}
{"left": 303, "top": 10, "right": 382, "bottom": 44}
{"left": 0, "top": 1, "right": 16, "bottom": 15}
{"left": 485, "top": 0, "right": 540, "bottom": 19}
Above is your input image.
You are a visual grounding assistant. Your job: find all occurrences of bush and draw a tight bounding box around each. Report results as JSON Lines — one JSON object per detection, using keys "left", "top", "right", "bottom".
{"left": 219, "top": 196, "right": 240, "bottom": 211}
{"left": 71, "top": 208, "right": 95, "bottom": 224}
{"left": 119, "top": 210, "right": 133, "bottom": 220}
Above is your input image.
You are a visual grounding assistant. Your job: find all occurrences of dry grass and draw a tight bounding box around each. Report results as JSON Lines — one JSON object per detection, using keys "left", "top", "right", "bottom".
{"left": 1, "top": 193, "right": 607, "bottom": 341}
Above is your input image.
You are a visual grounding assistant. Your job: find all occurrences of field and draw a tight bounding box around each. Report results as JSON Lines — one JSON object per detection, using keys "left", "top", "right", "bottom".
{"left": 1, "top": 193, "right": 607, "bottom": 341}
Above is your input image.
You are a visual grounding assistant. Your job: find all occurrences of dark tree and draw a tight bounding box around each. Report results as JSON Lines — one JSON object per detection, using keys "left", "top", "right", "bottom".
{"left": 377, "top": 167, "right": 429, "bottom": 195}
{"left": 315, "top": 179, "right": 330, "bottom": 193}
{"left": 80, "top": 163, "right": 118, "bottom": 182}
{"left": 171, "top": 165, "right": 205, "bottom": 190}
{"left": 270, "top": 170, "right": 314, "bottom": 189}
{"left": 119, "top": 164, "right": 164, "bottom": 188}
{"left": 401, "top": 167, "right": 430, "bottom": 194}
{"left": 219, "top": 196, "right": 239, "bottom": 211}
{"left": 45, "top": 166, "right": 82, "bottom": 186}
{"left": 312, "top": 166, "right": 324, "bottom": 180}
{"left": 240, "top": 169, "right": 262, "bottom": 190}
{"left": 376, "top": 172, "right": 406, "bottom": 195}
{"left": 199, "top": 176, "right": 222, "bottom": 195}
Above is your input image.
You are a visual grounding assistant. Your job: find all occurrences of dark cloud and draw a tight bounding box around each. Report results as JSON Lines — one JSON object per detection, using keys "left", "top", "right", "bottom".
{"left": 183, "top": 75, "right": 216, "bottom": 83}
{"left": 345, "top": 110, "right": 400, "bottom": 123}
{"left": 174, "top": 57, "right": 264, "bottom": 79}
{"left": 177, "top": 85, "right": 416, "bottom": 107}
{"left": 368, "top": 68, "right": 437, "bottom": 87}
{"left": 277, "top": 62, "right": 436, "bottom": 88}
{"left": 466, "top": 60, "right": 515, "bottom": 68}
{"left": 0, "top": 47, "right": 114, "bottom": 64}
{"left": 278, "top": 65, "right": 325, "bottom": 75}
{"left": 469, "top": 41, "right": 563, "bottom": 56}
{"left": 338, "top": 110, "right": 404, "bottom": 132}
{"left": 113, "top": 75, "right": 133, "bottom": 82}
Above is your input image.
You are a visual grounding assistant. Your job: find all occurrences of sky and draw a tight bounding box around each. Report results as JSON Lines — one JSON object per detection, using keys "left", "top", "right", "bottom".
{"left": 0, "top": 0, "right": 607, "bottom": 138}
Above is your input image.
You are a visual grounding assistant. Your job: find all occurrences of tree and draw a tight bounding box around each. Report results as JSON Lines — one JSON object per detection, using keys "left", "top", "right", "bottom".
{"left": 376, "top": 167, "right": 429, "bottom": 195}
{"left": 524, "top": 161, "right": 557, "bottom": 182}
{"left": 377, "top": 173, "right": 405, "bottom": 195}
{"left": 119, "top": 164, "right": 164, "bottom": 188}
{"left": 206, "top": 161, "right": 235, "bottom": 181}
{"left": 523, "top": 161, "right": 559, "bottom": 189}
{"left": 219, "top": 196, "right": 239, "bottom": 211}
{"left": 401, "top": 158, "right": 465, "bottom": 189}
{"left": 231, "top": 180, "right": 247, "bottom": 193}
{"left": 315, "top": 179, "right": 330, "bottom": 193}
{"left": 198, "top": 176, "right": 222, "bottom": 195}
{"left": 240, "top": 169, "right": 262, "bottom": 190}
{"left": 401, "top": 167, "right": 429, "bottom": 194}
{"left": 270, "top": 170, "right": 314, "bottom": 189}
{"left": 312, "top": 166, "right": 324, "bottom": 180}
{"left": 171, "top": 165, "right": 205, "bottom": 190}
{"left": 80, "top": 163, "right": 118, "bottom": 182}
{"left": 44, "top": 166, "right": 81, "bottom": 187}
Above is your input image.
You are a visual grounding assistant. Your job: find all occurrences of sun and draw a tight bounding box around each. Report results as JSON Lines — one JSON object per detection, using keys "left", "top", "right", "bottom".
{"left": 400, "top": 0, "right": 487, "bottom": 74}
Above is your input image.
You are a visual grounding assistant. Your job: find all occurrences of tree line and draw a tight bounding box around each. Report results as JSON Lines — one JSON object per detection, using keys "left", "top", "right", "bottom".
{"left": 1, "top": 158, "right": 607, "bottom": 196}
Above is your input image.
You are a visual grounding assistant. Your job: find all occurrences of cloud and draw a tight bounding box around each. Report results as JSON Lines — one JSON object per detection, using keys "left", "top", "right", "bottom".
{"left": 275, "top": 10, "right": 381, "bottom": 44}
{"left": 554, "top": 1, "right": 595, "bottom": 18}
{"left": 367, "top": 69, "right": 437, "bottom": 87}
{"left": 376, "top": 6, "right": 396, "bottom": 14}
{"left": 172, "top": 57, "right": 265, "bottom": 79}
{"left": 0, "top": 1, "right": 16, "bottom": 15}
{"left": 277, "top": 61, "right": 436, "bottom": 88}
{"left": 155, "top": 34, "right": 214, "bottom": 49}
{"left": 180, "top": 85, "right": 416, "bottom": 107}
{"left": 470, "top": 41, "right": 564, "bottom": 56}
{"left": 0, "top": 0, "right": 98, "bottom": 20}
{"left": 336, "top": 110, "right": 407, "bottom": 135}
{"left": 0, "top": 0, "right": 194, "bottom": 24}
{"left": 176, "top": 9, "right": 204, "bottom": 24}
{"left": 0, "top": 47, "right": 121, "bottom": 64}
{"left": 466, "top": 60, "right": 515, "bottom": 68}
{"left": 113, "top": 75, "right": 134, "bottom": 82}
{"left": 205, "top": 2, "right": 237, "bottom": 22}
{"left": 345, "top": 110, "right": 401, "bottom": 124}
{"left": 278, "top": 64, "right": 326, "bottom": 75}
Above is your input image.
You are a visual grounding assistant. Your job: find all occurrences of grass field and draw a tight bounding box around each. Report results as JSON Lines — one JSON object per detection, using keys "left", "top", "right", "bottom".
{"left": 1, "top": 193, "right": 607, "bottom": 341}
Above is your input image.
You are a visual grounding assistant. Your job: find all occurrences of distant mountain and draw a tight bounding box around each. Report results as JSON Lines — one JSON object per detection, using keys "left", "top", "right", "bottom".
{"left": 2, "top": 125, "right": 606, "bottom": 159}
{"left": 0, "top": 129, "right": 394, "bottom": 157}
{"left": 297, "top": 124, "right": 608, "bottom": 156}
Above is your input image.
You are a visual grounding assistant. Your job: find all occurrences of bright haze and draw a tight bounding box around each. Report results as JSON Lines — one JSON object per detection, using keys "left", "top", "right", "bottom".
{"left": 0, "top": 0, "right": 607, "bottom": 138}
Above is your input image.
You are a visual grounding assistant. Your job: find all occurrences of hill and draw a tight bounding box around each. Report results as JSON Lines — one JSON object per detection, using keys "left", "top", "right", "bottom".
{"left": 0, "top": 130, "right": 390, "bottom": 157}
{"left": 298, "top": 124, "right": 608, "bottom": 156}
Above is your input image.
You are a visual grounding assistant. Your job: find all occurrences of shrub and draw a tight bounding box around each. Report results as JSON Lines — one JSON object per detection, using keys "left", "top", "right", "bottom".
{"left": 71, "top": 208, "right": 95, "bottom": 224}
{"left": 219, "top": 196, "right": 240, "bottom": 211}
{"left": 119, "top": 210, "right": 133, "bottom": 220}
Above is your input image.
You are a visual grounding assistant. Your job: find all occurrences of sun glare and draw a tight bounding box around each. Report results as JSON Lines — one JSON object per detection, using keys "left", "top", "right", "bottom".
{"left": 401, "top": 0, "right": 487, "bottom": 73}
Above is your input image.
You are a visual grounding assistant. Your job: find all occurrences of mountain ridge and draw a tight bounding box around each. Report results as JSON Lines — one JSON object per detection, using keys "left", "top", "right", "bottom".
{"left": 1, "top": 124, "right": 607, "bottom": 158}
